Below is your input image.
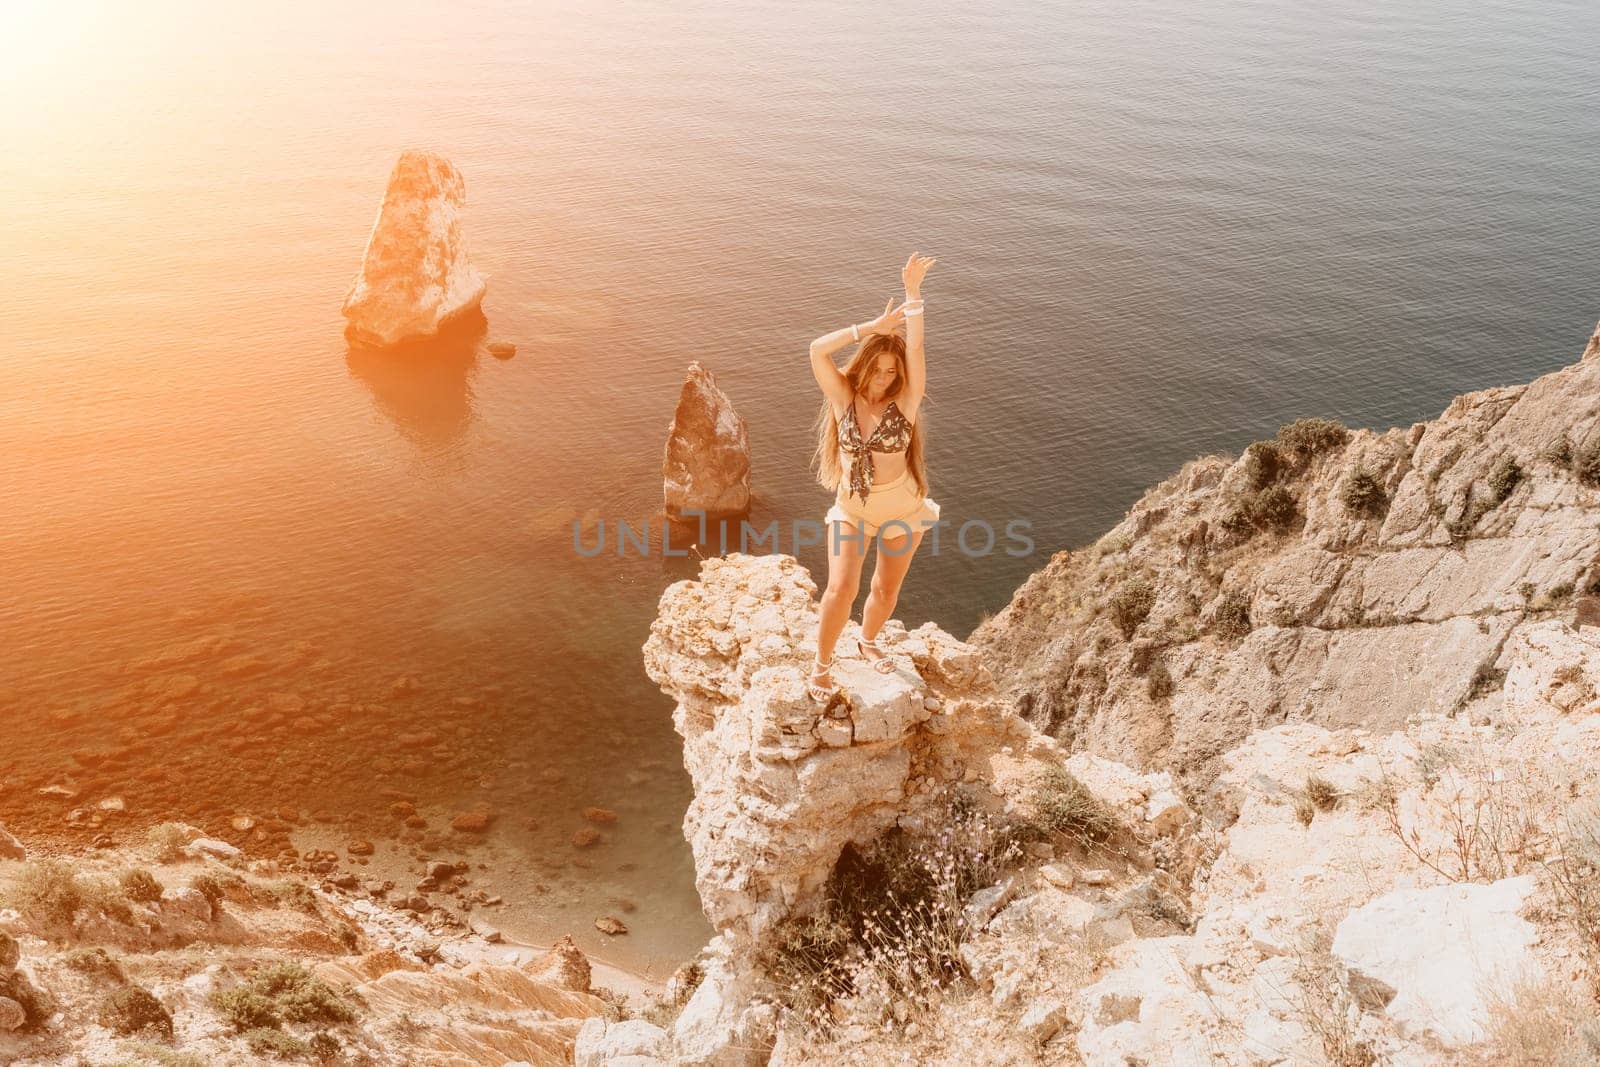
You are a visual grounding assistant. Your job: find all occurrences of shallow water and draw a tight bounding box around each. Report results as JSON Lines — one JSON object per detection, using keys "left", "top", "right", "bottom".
{"left": 2, "top": 0, "right": 1598, "bottom": 975}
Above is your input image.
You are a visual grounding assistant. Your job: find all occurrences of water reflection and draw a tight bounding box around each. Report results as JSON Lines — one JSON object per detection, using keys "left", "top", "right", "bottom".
{"left": 345, "top": 309, "right": 488, "bottom": 450}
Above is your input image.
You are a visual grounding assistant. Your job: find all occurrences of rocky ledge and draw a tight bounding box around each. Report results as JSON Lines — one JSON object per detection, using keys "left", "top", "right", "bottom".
{"left": 641, "top": 554, "right": 1063, "bottom": 1063}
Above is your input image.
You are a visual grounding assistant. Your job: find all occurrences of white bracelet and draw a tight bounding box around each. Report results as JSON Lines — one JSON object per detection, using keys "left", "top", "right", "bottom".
{"left": 904, "top": 306, "right": 924, "bottom": 316}
{"left": 850, "top": 323, "right": 860, "bottom": 342}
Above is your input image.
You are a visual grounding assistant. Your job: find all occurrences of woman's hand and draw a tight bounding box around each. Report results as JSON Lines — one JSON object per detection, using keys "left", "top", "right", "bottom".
{"left": 863, "top": 296, "right": 912, "bottom": 337}
{"left": 902, "top": 252, "right": 937, "bottom": 297}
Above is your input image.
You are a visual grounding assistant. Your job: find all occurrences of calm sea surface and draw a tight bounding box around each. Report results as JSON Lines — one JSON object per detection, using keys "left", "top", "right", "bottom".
{"left": 2, "top": 0, "right": 1598, "bottom": 975}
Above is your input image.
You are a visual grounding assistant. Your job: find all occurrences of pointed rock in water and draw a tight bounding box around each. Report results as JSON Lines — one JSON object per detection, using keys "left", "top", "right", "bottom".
{"left": 663, "top": 362, "right": 751, "bottom": 520}
{"left": 342, "top": 150, "right": 488, "bottom": 349}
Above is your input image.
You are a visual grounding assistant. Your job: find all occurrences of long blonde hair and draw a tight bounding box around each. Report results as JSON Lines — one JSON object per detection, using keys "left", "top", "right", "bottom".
{"left": 812, "top": 332, "right": 930, "bottom": 499}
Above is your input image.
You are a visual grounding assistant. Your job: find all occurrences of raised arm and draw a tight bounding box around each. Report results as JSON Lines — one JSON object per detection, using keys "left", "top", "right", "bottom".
{"left": 810, "top": 298, "right": 907, "bottom": 414}
{"left": 900, "top": 253, "right": 936, "bottom": 419}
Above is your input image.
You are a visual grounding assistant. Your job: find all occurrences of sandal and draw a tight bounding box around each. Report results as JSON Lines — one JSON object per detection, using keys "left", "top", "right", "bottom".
{"left": 807, "top": 655, "right": 840, "bottom": 702}
{"left": 856, "top": 635, "right": 896, "bottom": 675}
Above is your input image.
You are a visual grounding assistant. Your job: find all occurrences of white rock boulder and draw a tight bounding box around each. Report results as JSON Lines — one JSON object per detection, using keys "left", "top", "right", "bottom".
{"left": 1331, "top": 875, "right": 1542, "bottom": 1047}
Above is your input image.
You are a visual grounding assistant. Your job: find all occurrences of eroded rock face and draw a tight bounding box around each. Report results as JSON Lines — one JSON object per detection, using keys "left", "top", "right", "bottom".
{"left": 643, "top": 553, "right": 1043, "bottom": 946}
{"left": 342, "top": 150, "right": 488, "bottom": 349}
{"left": 663, "top": 363, "right": 752, "bottom": 520}
{"left": 642, "top": 553, "right": 1056, "bottom": 1063}
{"left": 974, "top": 344, "right": 1600, "bottom": 787}
{"left": 1068, "top": 619, "right": 1599, "bottom": 1066}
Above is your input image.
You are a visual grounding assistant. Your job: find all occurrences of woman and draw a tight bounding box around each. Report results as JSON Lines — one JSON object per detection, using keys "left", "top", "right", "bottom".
{"left": 805, "top": 252, "right": 939, "bottom": 702}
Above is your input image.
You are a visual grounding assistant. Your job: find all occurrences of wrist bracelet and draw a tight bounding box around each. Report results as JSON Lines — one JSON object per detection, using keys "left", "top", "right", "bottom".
{"left": 850, "top": 323, "right": 860, "bottom": 342}
{"left": 904, "top": 306, "right": 924, "bottom": 316}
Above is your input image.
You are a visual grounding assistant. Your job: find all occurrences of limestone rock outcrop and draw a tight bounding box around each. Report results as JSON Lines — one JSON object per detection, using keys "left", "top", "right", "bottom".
{"left": 342, "top": 150, "right": 488, "bottom": 349}
{"left": 973, "top": 340, "right": 1600, "bottom": 789}
{"left": 642, "top": 553, "right": 1055, "bottom": 1063}
{"left": 643, "top": 566, "right": 1600, "bottom": 1065}
{"left": 663, "top": 363, "right": 752, "bottom": 521}
{"left": 1066, "top": 618, "right": 1599, "bottom": 1065}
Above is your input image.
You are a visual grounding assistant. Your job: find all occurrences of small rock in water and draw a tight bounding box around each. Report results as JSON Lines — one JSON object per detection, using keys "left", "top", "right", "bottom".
{"left": 594, "top": 916, "right": 628, "bottom": 936}
{"left": 487, "top": 341, "right": 517, "bottom": 359}
{"left": 572, "top": 828, "right": 602, "bottom": 848}
{"left": 582, "top": 807, "right": 618, "bottom": 824}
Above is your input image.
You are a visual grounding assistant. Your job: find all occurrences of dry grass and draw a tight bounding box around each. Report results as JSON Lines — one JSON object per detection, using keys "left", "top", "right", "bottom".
{"left": 761, "top": 785, "right": 1023, "bottom": 1044}
{"left": 1028, "top": 765, "right": 1122, "bottom": 848}
{"left": 1538, "top": 799, "right": 1600, "bottom": 985}
{"left": 7, "top": 856, "right": 138, "bottom": 931}
{"left": 1289, "top": 929, "right": 1377, "bottom": 1067}
{"left": 1474, "top": 973, "right": 1600, "bottom": 1066}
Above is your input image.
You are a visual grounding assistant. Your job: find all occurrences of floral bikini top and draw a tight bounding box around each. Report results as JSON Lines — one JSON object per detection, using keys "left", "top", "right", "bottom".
{"left": 839, "top": 398, "right": 914, "bottom": 502}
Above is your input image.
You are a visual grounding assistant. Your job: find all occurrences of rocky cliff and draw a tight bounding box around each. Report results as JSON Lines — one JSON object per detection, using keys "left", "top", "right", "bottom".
{"left": 972, "top": 330, "right": 1600, "bottom": 795}
{"left": 636, "top": 331, "right": 1600, "bottom": 1066}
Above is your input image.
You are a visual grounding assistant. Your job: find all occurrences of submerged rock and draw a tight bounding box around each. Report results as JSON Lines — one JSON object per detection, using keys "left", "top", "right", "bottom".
{"left": 342, "top": 150, "right": 488, "bottom": 349}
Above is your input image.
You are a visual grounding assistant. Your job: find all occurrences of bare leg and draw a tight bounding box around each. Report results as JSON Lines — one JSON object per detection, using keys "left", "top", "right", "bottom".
{"left": 810, "top": 518, "right": 867, "bottom": 690}
{"left": 860, "top": 525, "right": 927, "bottom": 664}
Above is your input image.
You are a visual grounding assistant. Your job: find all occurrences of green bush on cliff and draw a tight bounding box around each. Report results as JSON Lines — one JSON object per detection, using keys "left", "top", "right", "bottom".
{"left": 98, "top": 983, "right": 174, "bottom": 1038}
{"left": 1341, "top": 466, "right": 1389, "bottom": 519}
{"left": 1147, "top": 658, "right": 1174, "bottom": 700}
{"left": 1241, "top": 440, "right": 1285, "bottom": 488}
{"left": 1276, "top": 417, "right": 1351, "bottom": 457}
{"left": 244, "top": 1026, "right": 310, "bottom": 1059}
{"left": 63, "top": 946, "right": 126, "bottom": 983}
{"left": 120, "top": 868, "right": 164, "bottom": 904}
{"left": 211, "top": 960, "right": 359, "bottom": 1034}
{"left": 1250, "top": 485, "right": 1299, "bottom": 532}
{"left": 11, "top": 857, "right": 85, "bottom": 927}
{"left": 1108, "top": 579, "right": 1155, "bottom": 639}
{"left": 1575, "top": 439, "right": 1600, "bottom": 487}
{"left": 1487, "top": 455, "right": 1524, "bottom": 506}
{"left": 1214, "top": 590, "right": 1253, "bottom": 640}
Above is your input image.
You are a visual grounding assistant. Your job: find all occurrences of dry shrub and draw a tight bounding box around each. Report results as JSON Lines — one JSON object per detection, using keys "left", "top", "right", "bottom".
{"left": 762, "top": 784, "right": 1022, "bottom": 1042}
{"left": 1277, "top": 417, "right": 1351, "bottom": 458}
{"left": 1377, "top": 752, "right": 1539, "bottom": 884}
{"left": 1540, "top": 800, "right": 1600, "bottom": 982}
{"left": 1029, "top": 764, "right": 1121, "bottom": 848}
{"left": 1109, "top": 578, "right": 1155, "bottom": 639}
{"left": 1290, "top": 929, "right": 1377, "bottom": 1067}
{"left": 1341, "top": 466, "right": 1389, "bottom": 519}
{"left": 143, "top": 821, "right": 193, "bottom": 864}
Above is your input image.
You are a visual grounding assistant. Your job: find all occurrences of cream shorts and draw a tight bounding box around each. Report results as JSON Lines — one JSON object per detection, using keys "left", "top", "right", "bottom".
{"left": 825, "top": 469, "right": 942, "bottom": 541}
